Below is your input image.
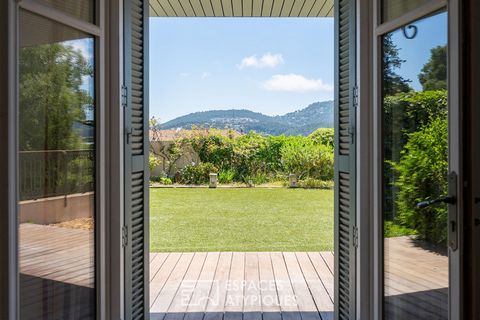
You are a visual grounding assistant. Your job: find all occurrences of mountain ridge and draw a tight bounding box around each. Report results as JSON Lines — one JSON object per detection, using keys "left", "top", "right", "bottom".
{"left": 161, "top": 101, "right": 334, "bottom": 136}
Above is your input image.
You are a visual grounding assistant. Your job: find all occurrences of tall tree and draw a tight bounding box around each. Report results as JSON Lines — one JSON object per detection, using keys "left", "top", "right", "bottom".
{"left": 19, "top": 42, "right": 93, "bottom": 151}
{"left": 418, "top": 45, "right": 447, "bottom": 91}
{"left": 383, "top": 34, "right": 412, "bottom": 96}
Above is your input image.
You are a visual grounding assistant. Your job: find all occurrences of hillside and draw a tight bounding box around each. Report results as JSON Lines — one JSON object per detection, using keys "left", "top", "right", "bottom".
{"left": 161, "top": 101, "right": 333, "bottom": 136}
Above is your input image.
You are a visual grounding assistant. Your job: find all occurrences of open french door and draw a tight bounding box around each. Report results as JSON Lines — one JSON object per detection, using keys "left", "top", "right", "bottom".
{"left": 124, "top": 0, "right": 150, "bottom": 318}
{"left": 373, "top": 1, "right": 462, "bottom": 319}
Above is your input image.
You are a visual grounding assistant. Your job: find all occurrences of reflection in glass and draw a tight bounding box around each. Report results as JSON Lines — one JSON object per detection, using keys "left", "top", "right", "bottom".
{"left": 382, "top": 13, "right": 448, "bottom": 320}
{"left": 19, "top": 10, "right": 95, "bottom": 319}
{"left": 39, "top": 0, "right": 95, "bottom": 23}
{"left": 381, "top": 0, "right": 431, "bottom": 23}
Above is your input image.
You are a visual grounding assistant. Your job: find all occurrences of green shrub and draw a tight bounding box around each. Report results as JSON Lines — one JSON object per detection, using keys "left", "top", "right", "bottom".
{"left": 297, "top": 178, "right": 334, "bottom": 189}
{"left": 150, "top": 176, "right": 172, "bottom": 185}
{"left": 189, "top": 129, "right": 234, "bottom": 169}
{"left": 242, "top": 173, "right": 269, "bottom": 186}
{"left": 159, "top": 177, "right": 173, "bottom": 185}
{"left": 281, "top": 138, "right": 334, "bottom": 180}
{"left": 391, "top": 117, "right": 448, "bottom": 243}
{"left": 155, "top": 129, "right": 335, "bottom": 184}
{"left": 149, "top": 153, "right": 162, "bottom": 172}
{"left": 384, "top": 221, "right": 417, "bottom": 238}
{"left": 218, "top": 169, "right": 235, "bottom": 184}
{"left": 179, "top": 162, "right": 217, "bottom": 185}
{"left": 230, "top": 132, "right": 269, "bottom": 179}
{"left": 308, "top": 128, "right": 334, "bottom": 147}
{"left": 383, "top": 90, "right": 447, "bottom": 160}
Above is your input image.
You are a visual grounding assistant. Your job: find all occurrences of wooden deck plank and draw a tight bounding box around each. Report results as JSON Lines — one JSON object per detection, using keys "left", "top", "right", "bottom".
{"left": 224, "top": 252, "right": 246, "bottom": 320}
{"left": 185, "top": 252, "right": 221, "bottom": 320}
{"left": 307, "top": 253, "right": 334, "bottom": 302}
{"left": 244, "top": 252, "right": 262, "bottom": 320}
{"left": 152, "top": 253, "right": 196, "bottom": 313}
{"left": 150, "top": 253, "right": 183, "bottom": 310}
{"left": 151, "top": 253, "right": 171, "bottom": 282}
{"left": 319, "top": 253, "right": 334, "bottom": 276}
{"left": 270, "top": 252, "right": 301, "bottom": 320}
{"left": 204, "top": 252, "right": 233, "bottom": 320}
{"left": 283, "top": 252, "right": 321, "bottom": 320}
{"left": 258, "top": 252, "right": 282, "bottom": 320}
{"left": 295, "top": 252, "right": 333, "bottom": 320}
{"left": 164, "top": 252, "right": 208, "bottom": 320}
{"left": 258, "top": 252, "right": 281, "bottom": 313}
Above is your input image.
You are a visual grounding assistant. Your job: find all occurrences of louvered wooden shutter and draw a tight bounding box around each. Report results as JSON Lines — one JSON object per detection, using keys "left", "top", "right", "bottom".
{"left": 124, "top": 0, "right": 149, "bottom": 319}
{"left": 334, "top": 0, "right": 356, "bottom": 319}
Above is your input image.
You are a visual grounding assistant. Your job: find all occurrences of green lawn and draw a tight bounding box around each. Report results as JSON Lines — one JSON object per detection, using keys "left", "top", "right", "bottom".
{"left": 150, "top": 188, "right": 333, "bottom": 252}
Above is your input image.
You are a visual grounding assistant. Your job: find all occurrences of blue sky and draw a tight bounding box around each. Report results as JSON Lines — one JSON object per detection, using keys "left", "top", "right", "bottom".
{"left": 389, "top": 12, "right": 447, "bottom": 91}
{"left": 148, "top": 12, "right": 447, "bottom": 122}
{"left": 149, "top": 18, "right": 334, "bottom": 122}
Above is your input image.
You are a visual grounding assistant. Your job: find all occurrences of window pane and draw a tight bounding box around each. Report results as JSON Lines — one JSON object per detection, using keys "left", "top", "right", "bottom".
{"left": 19, "top": 10, "right": 96, "bottom": 319}
{"left": 38, "top": 0, "right": 95, "bottom": 24}
{"left": 382, "top": 0, "right": 431, "bottom": 23}
{"left": 381, "top": 12, "right": 448, "bottom": 320}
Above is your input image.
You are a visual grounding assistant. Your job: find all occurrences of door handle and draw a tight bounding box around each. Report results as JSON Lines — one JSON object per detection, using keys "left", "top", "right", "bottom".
{"left": 416, "top": 196, "right": 456, "bottom": 209}
{"left": 416, "top": 172, "right": 458, "bottom": 251}
{"left": 448, "top": 172, "right": 458, "bottom": 251}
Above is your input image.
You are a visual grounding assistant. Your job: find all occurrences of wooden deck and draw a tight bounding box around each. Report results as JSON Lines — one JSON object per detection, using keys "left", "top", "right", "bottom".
{"left": 19, "top": 223, "right": 96, "bottom": 318}
{"left": 19, "top": 224, "right": 448, "bottom": 320}
{"left": 384, "top": 236, "right": 448, "bottom": 319}
{"left": 149, "top": 252, "right": 335, "bottom": 320}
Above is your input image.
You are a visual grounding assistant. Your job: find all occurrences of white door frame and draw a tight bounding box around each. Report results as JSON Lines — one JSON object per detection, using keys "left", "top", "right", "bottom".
{"left": 370, "top": 0, "right": 463, "bottom": 319}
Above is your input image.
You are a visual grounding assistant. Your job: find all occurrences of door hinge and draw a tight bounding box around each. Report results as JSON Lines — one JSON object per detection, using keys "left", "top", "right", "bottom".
{"left": 349, "top": 126, "right": 355, "bottom": 144}
{"left": 121, "top": 85, "right": 128, "bottom": 108}
{"left": 352, "top": 226, "right": 358, "bottom": 249}
{"left": 122, "top": 225, "right": 128, "bottom": 248}
{"left": 125, "top": 126, "right": 133, "bottom": 145}
{"left": 353, "top": 85, "right": 359, "bottom": 108}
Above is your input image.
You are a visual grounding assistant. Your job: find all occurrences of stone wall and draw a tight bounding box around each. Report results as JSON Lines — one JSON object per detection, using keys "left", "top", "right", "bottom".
{"left": 150, "top": 141, "right": 200, "bottom": 177}
{"left": 19, "top": 192, "right": 94, "bottom": 224}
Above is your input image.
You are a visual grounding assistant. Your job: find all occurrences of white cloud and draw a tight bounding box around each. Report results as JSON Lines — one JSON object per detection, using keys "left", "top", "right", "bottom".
{"left": 201, "top": 72, "right": 211, "bottom": 79}
{"left": 261, "top": 74, "right": 334, "bottom": 93}
{"left": 239, "top": 53, "right": 284, "bottom": 69}
{"left": 179, "top": 72, "right": 190, "bottom": 77}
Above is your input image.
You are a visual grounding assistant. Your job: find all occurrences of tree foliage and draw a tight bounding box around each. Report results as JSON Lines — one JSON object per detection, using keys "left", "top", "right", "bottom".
{"left": 391, "top": 117, "right": 448, "bottom": 243}
{"left": 308, "top": 128, "right": 334, "bottom": 148}
{"left": 383, "top": 90, "right": 448, "bottom": 243}
{"left": 383, "top": 34, "right": 412, "bottom": 95}
{"left": 418, "top": 45, "right": 447, "bottom": 91}
{"left": 280, "top": 139, "right": 333, "bottom": 180}
{"left": 383, "top": 90, "right": 447, "bottom": 164}
{"left": 19, "top": 43, "right": 93, "bottom": 151}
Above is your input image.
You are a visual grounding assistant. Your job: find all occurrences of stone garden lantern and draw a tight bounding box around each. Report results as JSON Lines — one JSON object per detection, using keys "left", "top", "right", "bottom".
{"left": 289, "top": 174, "right": 298, "bottom": 188}
{"left": 209, "top": 173, "right": 218, "bottom": 188}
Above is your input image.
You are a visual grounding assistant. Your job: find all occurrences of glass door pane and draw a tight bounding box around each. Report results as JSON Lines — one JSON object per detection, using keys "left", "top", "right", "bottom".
{"left": 18, "top": 10, "right": 96, "bottom": 319}
{"left": 381, "top": 12, "right": 448, "bottom": 320}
